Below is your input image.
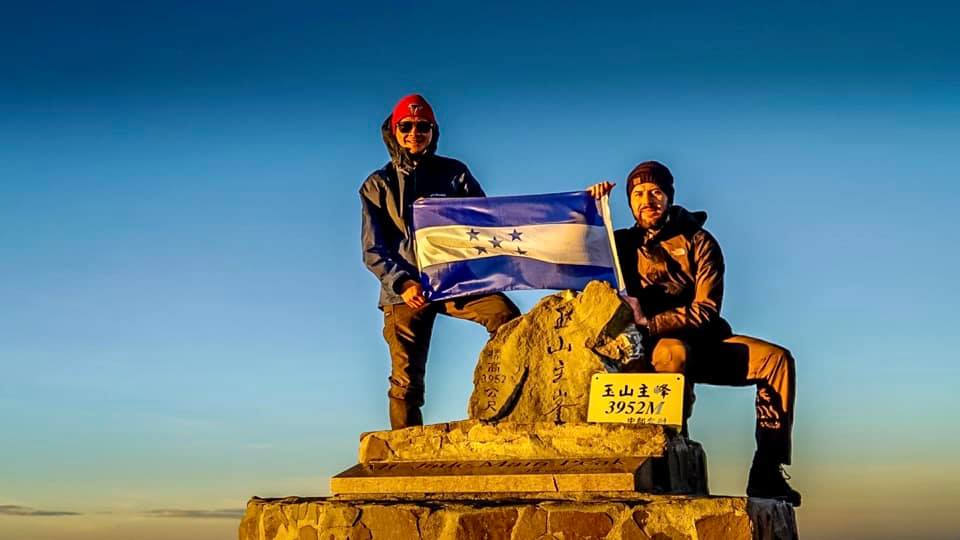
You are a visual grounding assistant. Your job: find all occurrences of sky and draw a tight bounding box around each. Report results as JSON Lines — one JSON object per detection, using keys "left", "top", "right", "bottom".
{"left": 1, "top": 1, "right": 959, "bottom": 538}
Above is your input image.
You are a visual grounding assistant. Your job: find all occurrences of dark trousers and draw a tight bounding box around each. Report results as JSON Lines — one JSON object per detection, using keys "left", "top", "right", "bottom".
{"left": 650, "top": 335, "right": 797, "bottom": 465}
{"left": 382, "top": 293, "right": 520, "bottom": 429}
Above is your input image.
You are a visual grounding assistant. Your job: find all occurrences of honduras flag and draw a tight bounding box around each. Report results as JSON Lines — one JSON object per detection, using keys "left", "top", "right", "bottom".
{"left": 412, "top": 191, "right": 624, "bottom": 301}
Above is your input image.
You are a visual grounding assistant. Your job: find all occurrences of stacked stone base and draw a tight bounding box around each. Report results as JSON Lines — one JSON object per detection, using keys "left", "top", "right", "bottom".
{"left": 335, "top": 421, "right": 709, "bottom": 496}
{"left": 240, "top": 494, "right": 798, "bottom": 540}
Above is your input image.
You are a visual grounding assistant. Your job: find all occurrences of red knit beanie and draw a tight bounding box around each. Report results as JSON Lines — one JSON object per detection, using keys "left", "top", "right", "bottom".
{"left": 391, "top": 94, "right": 437, "bottom": 128}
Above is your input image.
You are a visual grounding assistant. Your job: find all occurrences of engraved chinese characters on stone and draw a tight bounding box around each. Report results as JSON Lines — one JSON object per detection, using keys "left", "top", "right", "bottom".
{"left": 470, "top": 343, "right": 525, "bottom": 421}
{"left": 468, "top": 282, "right": 637, "bottom": 423}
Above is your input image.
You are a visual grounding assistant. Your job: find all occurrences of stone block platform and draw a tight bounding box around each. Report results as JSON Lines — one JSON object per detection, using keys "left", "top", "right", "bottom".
{"left": 358, "top": 421, "right": 673, "bottom": 462}
{"left": 239, "top": 493, "right": 799, "bottom": 540}
{"left": 333, "top": 421, "right": 708, "bottom": 496}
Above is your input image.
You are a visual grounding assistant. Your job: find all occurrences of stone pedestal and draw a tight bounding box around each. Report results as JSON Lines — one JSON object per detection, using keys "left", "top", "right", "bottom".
{"left": 240, "top": 283, "right": 799, "bottom": 539}
{"left": 239, "top": 494, "right": 799, "bottom": 540}
{"left": 357, "top": 421, "right": 672, "bottom": 463}
{"left": 332, "top": 420, "right": 708, "bottom": 497}
{"left": 332, "top": 457, "right": 651, "bottom": 495}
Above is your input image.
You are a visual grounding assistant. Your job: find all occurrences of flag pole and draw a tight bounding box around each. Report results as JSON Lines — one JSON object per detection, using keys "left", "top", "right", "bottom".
{"left": 599, "top": 193, "right": 625, "bottom": 292}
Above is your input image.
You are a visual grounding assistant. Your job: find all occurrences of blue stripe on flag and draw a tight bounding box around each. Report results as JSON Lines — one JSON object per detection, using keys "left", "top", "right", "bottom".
{"left": 413, "top": 191, "right": 603, "bottom": 229}
{"left": 420, "top": 256, "right": 617, "bottom": 301}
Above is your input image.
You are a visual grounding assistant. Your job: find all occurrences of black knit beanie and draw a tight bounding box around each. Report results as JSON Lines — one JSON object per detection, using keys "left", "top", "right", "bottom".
{"left": 625, "top": 161, "right": 674, "bottom": 203}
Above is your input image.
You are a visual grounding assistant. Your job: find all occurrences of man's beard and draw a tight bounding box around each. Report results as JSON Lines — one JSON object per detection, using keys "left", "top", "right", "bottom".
{"left": 638, "top": 209, "right": 666, "bottom": 229}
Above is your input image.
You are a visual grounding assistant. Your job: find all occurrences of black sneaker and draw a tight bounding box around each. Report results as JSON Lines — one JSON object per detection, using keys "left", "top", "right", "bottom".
{"left": 747, "top": 461, "right": 802, "bottom": 507}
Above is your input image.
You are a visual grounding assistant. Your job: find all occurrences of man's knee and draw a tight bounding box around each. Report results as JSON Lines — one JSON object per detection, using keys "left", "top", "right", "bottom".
{"left": 651, "top": 338, "right": 690, "bottom": 373}
{"left": 489, "top": 307, "right": 519, "bottom": 333}
{"left": 481, "top": 295, "right": 521, "bottom": 333}
{"left": 766, "top": 344, "right": 795, "bottom": 376}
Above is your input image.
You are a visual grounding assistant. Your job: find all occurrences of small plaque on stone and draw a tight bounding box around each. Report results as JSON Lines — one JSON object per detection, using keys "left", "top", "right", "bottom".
{"left": 587, "top": 373, "right": 684, "bottom": 426}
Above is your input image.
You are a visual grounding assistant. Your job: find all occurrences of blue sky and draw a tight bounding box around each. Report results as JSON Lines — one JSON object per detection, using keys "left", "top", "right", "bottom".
{"left": 2, "top": 2, "right": 959, "bottom": 538}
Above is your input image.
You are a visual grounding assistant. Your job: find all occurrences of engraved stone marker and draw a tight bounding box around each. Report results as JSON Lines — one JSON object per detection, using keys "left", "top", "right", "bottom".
{"left": 468, "top": 281, "right": 638, "bottom": 423}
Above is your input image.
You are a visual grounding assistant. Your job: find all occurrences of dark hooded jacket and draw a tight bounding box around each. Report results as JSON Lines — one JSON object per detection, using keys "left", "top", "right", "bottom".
{"left": 614, "top": 206, "right": 733, "bottom": 342}
{"left": 360, "top": 115, "right": 486, "bottom": 306}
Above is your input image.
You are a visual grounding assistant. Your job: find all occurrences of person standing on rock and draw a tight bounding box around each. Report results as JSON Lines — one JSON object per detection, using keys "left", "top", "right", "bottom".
{"left": 589, "top": 161, "right": 801, "bottom": 506}
{"left": 360, "top": 94, "right": 521, "bottom": 429}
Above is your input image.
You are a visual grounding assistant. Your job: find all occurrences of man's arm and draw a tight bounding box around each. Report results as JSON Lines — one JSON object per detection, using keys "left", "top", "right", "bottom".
{"left": 359, "top": 182, "right": 419, "bottom": 297}
{"left": 647, "top": 230, "right": 725, "bottom": 337}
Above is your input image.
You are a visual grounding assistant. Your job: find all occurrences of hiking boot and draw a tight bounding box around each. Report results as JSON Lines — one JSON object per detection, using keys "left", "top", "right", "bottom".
{"left": 747, "top": 458, "right": 802, "bottom": 507}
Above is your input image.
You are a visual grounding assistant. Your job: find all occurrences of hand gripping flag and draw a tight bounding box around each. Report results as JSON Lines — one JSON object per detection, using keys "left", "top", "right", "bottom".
{"left": 412, "top": 191, "right": 624, "bottom": 301}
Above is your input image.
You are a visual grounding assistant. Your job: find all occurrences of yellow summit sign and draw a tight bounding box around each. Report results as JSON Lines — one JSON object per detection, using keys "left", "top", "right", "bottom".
{"left": 587, "top": 373, "right": 685, "bottom": 427}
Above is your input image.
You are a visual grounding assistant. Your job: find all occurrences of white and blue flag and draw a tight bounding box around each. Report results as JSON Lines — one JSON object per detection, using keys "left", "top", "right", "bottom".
{"left": 412, "top": 191, "right": 623, "bottom": 301}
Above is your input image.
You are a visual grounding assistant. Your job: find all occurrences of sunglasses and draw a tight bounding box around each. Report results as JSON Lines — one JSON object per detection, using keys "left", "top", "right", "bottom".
{"left": 396, "top": 121, "right": 433, "bottom": 134}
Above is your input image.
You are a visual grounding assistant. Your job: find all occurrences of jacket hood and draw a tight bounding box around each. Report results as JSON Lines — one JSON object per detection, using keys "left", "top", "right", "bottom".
{"left": 381, "top": 114, "right": 440, "bottom": 173}
{"left": 668, "top": 205, "right": 707, "bottom": 232}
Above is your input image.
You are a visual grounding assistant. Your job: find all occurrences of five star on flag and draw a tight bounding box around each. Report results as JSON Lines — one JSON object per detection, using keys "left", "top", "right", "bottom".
{"left": 466, "top": 228, "right": 527, "bottom": 256}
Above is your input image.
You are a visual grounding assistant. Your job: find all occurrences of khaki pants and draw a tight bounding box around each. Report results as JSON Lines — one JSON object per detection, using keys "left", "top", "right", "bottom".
{"left": 650, "top": 335, "right": 796, "bottom": 465}
{"left": 382, "top": 293, "right": 520, "bottom": 429}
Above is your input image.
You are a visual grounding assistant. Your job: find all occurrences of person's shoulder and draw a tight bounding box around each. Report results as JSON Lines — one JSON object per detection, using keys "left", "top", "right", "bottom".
{"left": 431, "top": 154, "right": 470, "bottom": 173}
{"left": 691, "top": 228, "right": 723, "bottom": 257}
{"left": 695, "top": 227, "right": 719, "bottom": 241}
{"left": 359, "top": 163, "right": 392, "bottom": 194}
{"left": 665, "top": 205, "right": 721, "bottom": 250}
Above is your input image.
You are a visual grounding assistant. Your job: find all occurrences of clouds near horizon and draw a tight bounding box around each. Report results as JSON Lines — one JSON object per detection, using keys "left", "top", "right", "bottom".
{"left": 0, "top": 505, "right": 80, "bottom": 517}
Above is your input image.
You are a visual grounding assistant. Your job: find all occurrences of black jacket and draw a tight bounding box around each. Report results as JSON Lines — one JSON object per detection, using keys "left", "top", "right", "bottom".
{"left": 359, "top": 116, "right": 485, "bottom": 306}
{"left": 614, "top": 206, "right": 733, "bottom": 341}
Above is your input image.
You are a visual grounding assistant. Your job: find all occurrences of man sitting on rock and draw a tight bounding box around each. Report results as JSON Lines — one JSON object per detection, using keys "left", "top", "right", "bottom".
{"left": 589, "top": 161, "right": 801, "bottom": 506}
